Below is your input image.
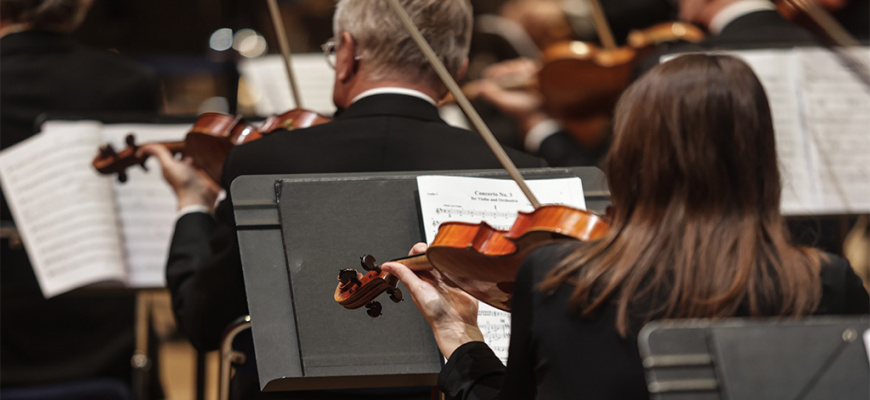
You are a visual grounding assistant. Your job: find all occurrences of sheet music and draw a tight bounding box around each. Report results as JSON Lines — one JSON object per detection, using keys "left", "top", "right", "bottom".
{"left": 727, "top": 47, "right": 870, "bottom": 215}
{"left": 732, "top": 49, "right": 815, "bottom": 214}
{"left": 238, "top": 53, "right": 337, "bottom": 116}
{"left": 100, "top": 123, "right": 189, "bottom": 288}
{"left": 0, "top": 121, "right": 126, "bottom": 297}
{"left": 417, "top": 175, "right": 586, "bottom": 363}
{"left": 794, "top": 47, "right": 870, "bottom": 214}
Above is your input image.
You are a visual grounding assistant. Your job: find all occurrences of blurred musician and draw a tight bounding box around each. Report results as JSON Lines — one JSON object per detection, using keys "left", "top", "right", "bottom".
{"left": 144, "top": 0, "right": 544, "bottom": 397}
{"left": 0, "top": 0, "right": 159, "bottom": 394}
{"left": 476, "top": 0, "right": 820, "bottom": 168}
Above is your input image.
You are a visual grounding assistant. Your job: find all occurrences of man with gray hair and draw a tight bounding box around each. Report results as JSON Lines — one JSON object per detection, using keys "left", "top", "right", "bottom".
{"left": 146, "top": 1, "right": 544, "bottom": 397}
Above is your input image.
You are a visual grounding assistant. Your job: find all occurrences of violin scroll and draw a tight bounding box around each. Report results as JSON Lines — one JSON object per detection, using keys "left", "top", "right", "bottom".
{"left": 93, "top": 133, "right": 184, "bottom": 183}
{"left": 334, "top": 254, "right": 404, "bottom": 318}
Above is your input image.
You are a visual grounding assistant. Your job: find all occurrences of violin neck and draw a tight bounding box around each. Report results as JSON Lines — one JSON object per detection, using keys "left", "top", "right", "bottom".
{"left": 392, "top": 253, "right": 432, "bottom": 272}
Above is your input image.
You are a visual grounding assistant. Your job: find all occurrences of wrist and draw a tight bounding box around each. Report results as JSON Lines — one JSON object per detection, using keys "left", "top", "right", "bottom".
{"left": 176, "top": 191, "right": 216, "bottom": 212}
{"left": 433, "top": 321, "right": 484, "bottom": 360}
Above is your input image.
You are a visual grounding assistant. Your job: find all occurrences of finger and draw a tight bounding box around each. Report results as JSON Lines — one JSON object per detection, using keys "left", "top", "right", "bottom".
{"left": 476, "top": 80, "right": 504, "bottom": 102}
{"left": 381, "top": 262, "right": 427, "bottom": 292}
{"left": 139, "top": 144, "right": 176, "bottom": 166}
{"left": 409, "top": 242, "right": 428, "bottom": 256}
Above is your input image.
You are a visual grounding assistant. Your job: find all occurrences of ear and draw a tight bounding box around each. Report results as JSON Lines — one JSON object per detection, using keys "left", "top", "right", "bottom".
{"left": 455, "top": 58, "right": 469, "bottom": 82}
{"left": 335, "top": 32, "right": 359, "bottom": 83}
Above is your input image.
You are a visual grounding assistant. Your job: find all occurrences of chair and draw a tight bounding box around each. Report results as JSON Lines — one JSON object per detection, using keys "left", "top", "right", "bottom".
{"left": 638, "top": 316, "right": 870, "bottom": 400}
{"left": 218, "top": 315, "right": 252, "bottom": 400}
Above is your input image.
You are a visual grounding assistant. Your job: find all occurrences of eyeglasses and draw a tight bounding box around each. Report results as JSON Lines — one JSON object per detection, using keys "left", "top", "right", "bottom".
{"left": 321, "top": 37, "right": 361, "bottom": 69}
{"left": 321, "top": 38, "right": 337, "bottom": 69}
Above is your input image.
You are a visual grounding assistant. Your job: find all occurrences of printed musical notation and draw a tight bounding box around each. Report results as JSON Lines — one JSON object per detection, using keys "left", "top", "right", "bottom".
{"left": 416, "top": 175, "right": 586, "bottom": 363}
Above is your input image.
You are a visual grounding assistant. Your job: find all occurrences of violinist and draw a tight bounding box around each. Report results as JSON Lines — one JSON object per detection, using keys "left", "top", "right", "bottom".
{"left": 0, "top": 0, "right": 159, "bottom": 392}
{"left": 144, "top": 0, "right": 544, "bottom": 397}
{"left": 477, "top": 0, "right": 821, "bottom": 169}
{"left": 382, "top": 54, "right": 869, "bottom": 400}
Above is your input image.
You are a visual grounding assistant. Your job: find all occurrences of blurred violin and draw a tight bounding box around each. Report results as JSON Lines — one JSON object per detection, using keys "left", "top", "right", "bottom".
{"left": 93, "top": 112, "right": 262, "bottom": 183}
{"left": 538, "top": 0, "right": 703, "bottom": 149}
{"left": 335, "top": 204, "right": 609, "bottom": 316}
{"left": 335, "top": 0, "right": 612, "bottom": 317}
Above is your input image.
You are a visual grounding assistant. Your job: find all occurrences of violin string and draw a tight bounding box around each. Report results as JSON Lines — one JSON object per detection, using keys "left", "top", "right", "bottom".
{"left": 385, "top": 0, "right": 542, "bottom": 209}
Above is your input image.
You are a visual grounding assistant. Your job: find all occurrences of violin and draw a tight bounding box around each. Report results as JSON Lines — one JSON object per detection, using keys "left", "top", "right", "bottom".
{"left": 93, "top": 108, "right": 331, "bottom": 183}
{"left": 537, "top": 2, "right": 704, "bottom": 150}
{"left": 93, "top": 112, "right": 262, "bottom": 183}
{"left": 335, "top": 204, "right": 609, "bottom": 316}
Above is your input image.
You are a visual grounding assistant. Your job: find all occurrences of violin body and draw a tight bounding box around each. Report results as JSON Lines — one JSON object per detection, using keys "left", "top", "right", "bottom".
{"left": 260, "top": 108, "right": 331, "bottom": 133}
{"left": 538, "top": 22, "right": 704, "bottom": 150}
{"left": 335, "top": 205, "right": 609, "bottom": 315}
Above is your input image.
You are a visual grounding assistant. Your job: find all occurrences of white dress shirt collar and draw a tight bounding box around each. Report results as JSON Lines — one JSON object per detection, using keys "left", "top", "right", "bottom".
{"left": 709, "top": 0, "right": 777, "bottom": 35}
{"left": 351, "top": 87, "right": 437, "bottom": 106}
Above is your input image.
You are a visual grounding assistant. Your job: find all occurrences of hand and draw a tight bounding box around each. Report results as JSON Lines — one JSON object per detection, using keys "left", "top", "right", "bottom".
{"left": 139, "top": 144, "right": 221, "bottom": 212}
{"left": 477, "top": 58, "right": 550, "bottom": 135}
{"left": 380, "top": 243, "right": 484, "bottom": 359}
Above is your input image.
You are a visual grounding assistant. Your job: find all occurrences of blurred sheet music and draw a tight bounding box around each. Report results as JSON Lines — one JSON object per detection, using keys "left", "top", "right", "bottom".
{"left": 0, "top": 121, "right": 189, "bottom": 297}
{"left": 727, "top": 47, "right": 870, "bottom": 215}
{"left": 238, "top": 53, "right": 337, "bottom": 116}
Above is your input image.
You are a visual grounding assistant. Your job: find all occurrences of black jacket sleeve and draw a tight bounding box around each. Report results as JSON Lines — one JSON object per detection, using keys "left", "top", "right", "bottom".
{"left": 165, "top": 206, "right": 249, "bottom": 351}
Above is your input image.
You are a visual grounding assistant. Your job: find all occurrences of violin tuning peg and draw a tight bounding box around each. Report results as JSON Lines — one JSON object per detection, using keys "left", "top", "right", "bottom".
{"left": 117, "top": 171, "right": 128, "bottom": 183}
{"left": 360, "top": 254, "right": 378, "bottom": 271}
{"left": 387, "top": 288, "right": 403, "bottom": 303}
{"left": 365, "top": 301, "right": 382, "bottom": 318}
{"left": 125, "top": 133, "right": 137, "bottom": 148}
{"left": 99, "top": 144, "right": 117, "bottom": 158}
{"left": 338, "top": 269, "right": 359, "bottom": 285}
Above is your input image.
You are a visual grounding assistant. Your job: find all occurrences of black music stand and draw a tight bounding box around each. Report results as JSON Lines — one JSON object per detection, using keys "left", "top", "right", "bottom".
{"left": 638, "top": 316, "right": 870, "bottom": 400}
{"left": 231, "top": 167, "right": 610, "bottom": 392}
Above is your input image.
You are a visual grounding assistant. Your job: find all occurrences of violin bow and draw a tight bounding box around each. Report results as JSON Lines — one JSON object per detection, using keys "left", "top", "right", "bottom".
{"left": 266, "top": 0, "right": 305, "bottom": 108}
{"left": 585, "top": 0, "right": 617, "bottom": 49}
{"left": 385, "top": 0, "right": 542, "bottom": 209}
{"left": 778, "top": 0, "right": 870, "bottom": 88}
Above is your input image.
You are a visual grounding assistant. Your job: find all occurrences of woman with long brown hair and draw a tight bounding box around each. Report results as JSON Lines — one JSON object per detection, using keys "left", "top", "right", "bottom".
{"left": 382, "top": 54, "right": 869, "bottom": 399}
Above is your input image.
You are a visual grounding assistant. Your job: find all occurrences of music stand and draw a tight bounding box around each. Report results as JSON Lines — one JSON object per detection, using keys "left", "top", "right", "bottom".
{"left": 231, "top": 167, "right": 610, "bottom": 391}
{"left": 638, "top": 316, "right": 870, "bottom": 400}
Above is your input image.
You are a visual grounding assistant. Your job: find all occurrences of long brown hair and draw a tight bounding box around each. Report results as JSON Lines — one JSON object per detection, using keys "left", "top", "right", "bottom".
{"left": 541, "top": 54, "right": 824, "bottom": 335}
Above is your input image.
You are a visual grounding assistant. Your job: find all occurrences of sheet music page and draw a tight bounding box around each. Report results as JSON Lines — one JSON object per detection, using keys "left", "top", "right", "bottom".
{"left": 729, "top": 49, "right": 816, "bottom": 215}
{"left": 793, "top": 47, "right": 870, "bottom": 214}
{"left": 238, "top": 54, "right": 337, "bottom": 116}
{"left": 0, "top": 121, "right": 126, "bottom": 297}
{"left": 417, "top": 175, "right": 586, "bottom": 363}
{"left": 100, "top": 123, "right": 189, "bottom": 288}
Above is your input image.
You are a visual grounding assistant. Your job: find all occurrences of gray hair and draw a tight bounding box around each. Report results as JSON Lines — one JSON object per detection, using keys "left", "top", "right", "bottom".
{"left": 333, "top": 0, "right": 473, "bottom": 88}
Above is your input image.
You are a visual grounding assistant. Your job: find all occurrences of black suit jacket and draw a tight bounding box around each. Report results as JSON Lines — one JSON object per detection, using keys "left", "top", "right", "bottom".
{"left": 704, "top": 10, "right": 817, "bottom": 47}
{"left": 439, "top": 244, "right": 870, "bottom": 400}
{"left": 0, "top": 30, "right": 159, "bottom": 387}
{"left": 167, "top": 93, "right": 547, "bottom": 352}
